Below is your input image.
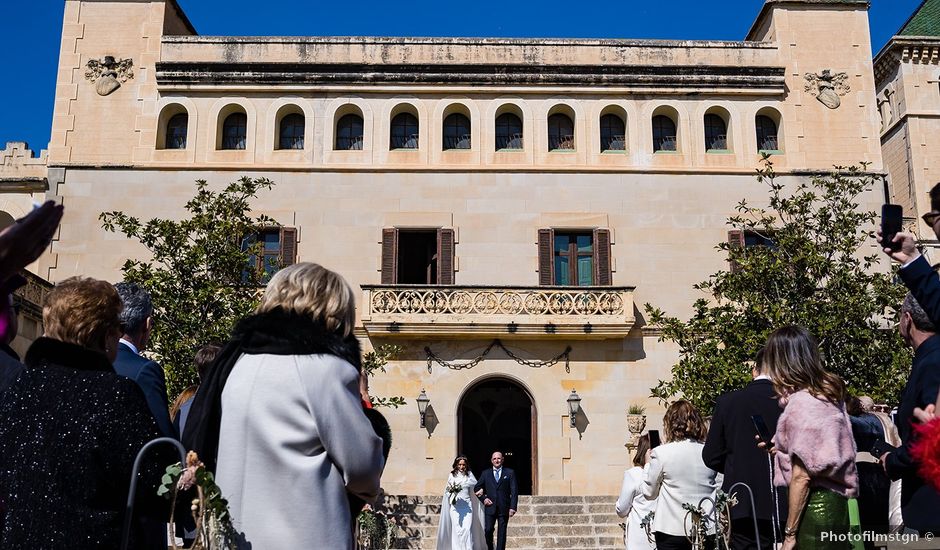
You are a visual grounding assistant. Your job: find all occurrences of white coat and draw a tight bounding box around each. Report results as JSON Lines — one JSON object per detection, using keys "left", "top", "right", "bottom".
{"left": 215, "top": 352, "right": 385, "bottom": 550}
{"left": 642, "top": 439, "right": 722, "bottom": 537}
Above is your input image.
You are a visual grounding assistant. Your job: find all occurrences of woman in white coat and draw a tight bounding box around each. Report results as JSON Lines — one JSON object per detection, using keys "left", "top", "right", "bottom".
{"left": 437, "top": 455, "right": 486, "bottom": 550}
{"left": 643, "top": 400, "right": 722, "bottom": 550}
{"left": 184, "top": 262, "right": 386, "bottom": 550}
{"left": 616, "top": 434, "right": 656, "bottom": 550}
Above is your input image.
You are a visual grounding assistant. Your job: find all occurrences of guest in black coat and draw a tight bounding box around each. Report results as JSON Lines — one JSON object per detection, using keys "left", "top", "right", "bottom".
{"left": 702, "top": 351, "right": 786, "bottom": 550}
{"left": 0, "top": 277, "right": 167, "bottom": 549}
{"left": 473, "top": 451, "right": 519, "bottom": 550}
{"left": 881, "top": 292, "right": 940, "bottom": 534}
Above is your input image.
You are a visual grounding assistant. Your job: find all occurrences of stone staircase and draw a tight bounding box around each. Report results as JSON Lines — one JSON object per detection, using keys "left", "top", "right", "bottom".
{"left": 374, "top": 495, "right": 624, "bottom": 550}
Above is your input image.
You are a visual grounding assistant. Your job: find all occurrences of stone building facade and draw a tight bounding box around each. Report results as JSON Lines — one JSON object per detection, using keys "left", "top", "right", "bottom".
{"left": 0, "top": 0, "right": 887, "bottom": 498}
{"left": 876, "top": 0, "right": 940, "bottom": 244}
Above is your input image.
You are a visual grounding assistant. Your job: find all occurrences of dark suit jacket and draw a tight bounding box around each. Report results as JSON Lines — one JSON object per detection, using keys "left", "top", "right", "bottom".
{"left": 113, "top": 342, "right": 175, "bottom": 438}
{"left": 474, "top": 467, "right": 519, "bottom": 516}
{"left": 884, "top": 331, "right": 940, "bottom": 532}
{"left": 0, "top": 344, "right": 23, "bottom": 399}
{"left": 702, "top": 378, "right": 787, "bottom": 522}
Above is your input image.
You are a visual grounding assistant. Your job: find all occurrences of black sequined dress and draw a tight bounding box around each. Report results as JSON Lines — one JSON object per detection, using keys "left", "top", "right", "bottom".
{"left": 0, "top": 337, "right": 167, "bottom": 549}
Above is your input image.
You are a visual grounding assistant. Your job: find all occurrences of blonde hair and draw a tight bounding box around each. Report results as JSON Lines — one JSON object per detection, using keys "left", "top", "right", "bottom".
{"left": 43, "top": 276, "right": 122, "bottom": 350}
{"left": 763, "top": 325, "right": 845, "bottom": 405}
{"left": 258, "top": 263, "right": 356, "bottom": 337}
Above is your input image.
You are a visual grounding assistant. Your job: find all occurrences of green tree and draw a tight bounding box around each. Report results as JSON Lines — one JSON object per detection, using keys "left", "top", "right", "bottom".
{"left": 363, "top": 344, "right": 407, "bottom": 408}
{"left": 100, "top": 177, "right": 276, "bottom": 397}
{"left": 645, "top": 158, "right": 910, "bottom": 413}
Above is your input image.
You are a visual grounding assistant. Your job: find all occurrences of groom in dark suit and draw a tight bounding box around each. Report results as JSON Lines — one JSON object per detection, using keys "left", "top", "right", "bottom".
{"left": 473, "top": 451, "right": 518, "bottom": 550}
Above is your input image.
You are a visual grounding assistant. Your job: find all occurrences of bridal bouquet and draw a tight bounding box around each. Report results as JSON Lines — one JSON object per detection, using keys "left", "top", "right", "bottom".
{"left": 445, "top": 481, "right": 462, "bottom": 505}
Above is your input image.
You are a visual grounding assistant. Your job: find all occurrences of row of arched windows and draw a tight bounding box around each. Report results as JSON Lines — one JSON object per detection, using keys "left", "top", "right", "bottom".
{"left": 159, "top": 104, "right": 782, "bottom": 155}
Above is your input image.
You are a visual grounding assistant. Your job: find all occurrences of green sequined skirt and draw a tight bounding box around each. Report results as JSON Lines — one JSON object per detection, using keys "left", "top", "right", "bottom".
{"left": 797, "top": 488, "right": 852, "bottom": 549}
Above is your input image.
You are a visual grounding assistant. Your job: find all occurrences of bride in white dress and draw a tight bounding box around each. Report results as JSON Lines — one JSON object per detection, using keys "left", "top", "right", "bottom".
{"left": 436, "top": 456, "right": 486, "bottom": 550}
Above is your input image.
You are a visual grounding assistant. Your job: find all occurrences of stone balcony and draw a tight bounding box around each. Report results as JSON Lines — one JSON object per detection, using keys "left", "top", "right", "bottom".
{"left": 360, "top": 285, "right": 635, "bottom": 339}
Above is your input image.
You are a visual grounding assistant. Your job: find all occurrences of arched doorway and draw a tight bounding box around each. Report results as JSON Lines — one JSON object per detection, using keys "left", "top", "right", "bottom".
{"left": 458, "top": 377, "right": 536, "bottom": 495}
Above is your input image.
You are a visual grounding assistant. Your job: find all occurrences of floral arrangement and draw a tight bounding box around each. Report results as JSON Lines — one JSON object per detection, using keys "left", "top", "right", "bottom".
{"left": 681, "top": 490, "right": 735, "bottom": 549}
{"left": 357, "top": 507, "right": 396, "bottom": 550}
{"left": 445, "top": 481, "right": 463, "bottom": 505}
{"left": 158, "top": 451, "right": 238, "bottom": 550}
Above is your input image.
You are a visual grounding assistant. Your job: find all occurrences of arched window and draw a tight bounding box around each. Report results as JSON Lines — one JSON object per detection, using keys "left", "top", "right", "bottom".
{"left": 704, "top": 113, "right": 728, "bottom": 151}
{"left": 652, "top": 115, "right": 677, "bottom": 152}
{"left": 278, "top": 113, "right": 305, "bottom": 150}
{"left": 600, "top": 114, "right": 625, "bottom": 152}
{"left": 443, "top": 113, "right": 471, "bottom": 150}
{"left": 496, "top": 113, "right": 523, "bottom": 150}
{"left": 390, "top": 112, "right": 419, "bottom": 150}
{"left": 221, "top": 112, "right": 247, "bottom": 150}
{"left": 548, "top": 114, "right": 574, "bottom": 151}
{"left": 165, "top": 113, "right": 188, "bottom": 149}
{"left": 756, "top": 115, "right": 779, "bottom": 151}
{"left": 335, "top": 114, "right": 364, "bottom": 150}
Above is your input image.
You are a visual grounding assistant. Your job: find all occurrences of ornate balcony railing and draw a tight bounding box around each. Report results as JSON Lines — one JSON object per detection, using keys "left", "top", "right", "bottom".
{"left": 361, "top": 285, "right": 635, "bottom": 339}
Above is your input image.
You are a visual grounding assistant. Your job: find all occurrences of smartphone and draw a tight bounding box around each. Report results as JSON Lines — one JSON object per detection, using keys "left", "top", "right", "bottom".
{"left": 881, "top": 204, "right": 903, "bottom": 251}
{"left": 751, "top": 414, "right": 773, "bottom": 446}
{"left": 870, "top": 439, "right": 897, "bottom": 458}
{"left": 648, "top": 429, "right": 661, "bottom": 449}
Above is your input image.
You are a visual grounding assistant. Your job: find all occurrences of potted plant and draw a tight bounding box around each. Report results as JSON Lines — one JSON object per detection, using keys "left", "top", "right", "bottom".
{"left": 626, "top": 404, "right": 647, "bottom": 449}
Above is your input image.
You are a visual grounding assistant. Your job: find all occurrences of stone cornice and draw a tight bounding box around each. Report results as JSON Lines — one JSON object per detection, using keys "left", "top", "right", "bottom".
{"left": 874, "top": 36, "right": 940, "bottom": 85}
{"left": 155, "top": 62, "right": 785, "bottom": 92}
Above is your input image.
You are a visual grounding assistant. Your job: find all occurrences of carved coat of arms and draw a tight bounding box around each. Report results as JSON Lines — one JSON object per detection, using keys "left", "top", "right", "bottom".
{"left": 804, "top": 69, "right": 850, "bottom": 109}
{"left": 84, "top": 56, "right": 134, "bottom": 96}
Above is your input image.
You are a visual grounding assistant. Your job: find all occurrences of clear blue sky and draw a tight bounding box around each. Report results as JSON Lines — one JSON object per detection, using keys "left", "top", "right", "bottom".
{"left": 0, "top": 0, "right": 922, "bottom": 153}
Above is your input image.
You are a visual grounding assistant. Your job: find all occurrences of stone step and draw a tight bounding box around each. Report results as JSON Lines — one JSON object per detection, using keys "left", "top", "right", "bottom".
{"left": 376, "top": 495, "right": 624, "bottom": 549}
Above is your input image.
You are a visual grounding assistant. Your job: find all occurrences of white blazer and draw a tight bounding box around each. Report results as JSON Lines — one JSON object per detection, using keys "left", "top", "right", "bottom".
{"left": 642, "top": 439, "right": 722, "bottom": 537}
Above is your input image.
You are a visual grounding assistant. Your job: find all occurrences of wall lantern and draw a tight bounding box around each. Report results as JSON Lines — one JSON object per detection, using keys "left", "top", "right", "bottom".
{"left": 417, "top": 388, "right": 430, "bottom": 428}
{"left": 567, "top": 389, "right": 582, "bottom": 428}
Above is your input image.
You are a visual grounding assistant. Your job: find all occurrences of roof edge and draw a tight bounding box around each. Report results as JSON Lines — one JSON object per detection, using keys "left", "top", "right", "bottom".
{"left": 746, "top": 0, "right": 870, "bottom": 41}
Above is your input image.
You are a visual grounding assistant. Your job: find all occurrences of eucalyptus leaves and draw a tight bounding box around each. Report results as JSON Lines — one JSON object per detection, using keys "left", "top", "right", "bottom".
{"left": 158, "top": 451, "right": 238, "bottom": 550}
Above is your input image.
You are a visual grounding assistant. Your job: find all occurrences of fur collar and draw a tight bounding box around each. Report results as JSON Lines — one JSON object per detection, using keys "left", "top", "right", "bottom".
{"left": 232, "top": 307, "right": 362, "bottom": 370}
{"left": 24, "top": 337, "right": 113, "bottom": 373}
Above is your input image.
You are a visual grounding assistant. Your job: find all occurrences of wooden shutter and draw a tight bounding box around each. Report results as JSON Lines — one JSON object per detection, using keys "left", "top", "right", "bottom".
{"left": 438, "top": 228, "right": 455, "bottom": 285}
{"left": 279, "top": 227, "right": 297, "bottom": 266}
{"left": 593, "top": 228, "right": 612, "bottom": 286}
{"left": 381, "top": 228, "right": 398, "bottom": 284}
{"left": 538, "top": 228, "right": 554, "bottom": 286}
{"left": 728, "top": 230, "right": 745, "bottom": 273}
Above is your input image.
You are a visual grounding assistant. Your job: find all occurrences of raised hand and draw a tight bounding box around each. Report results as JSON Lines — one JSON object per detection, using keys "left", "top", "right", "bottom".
{"left": 878, "top": 229, "right": 920, "bottom": 265}
{"left": 0, "top": 201, "right": 64, "bottom": 282}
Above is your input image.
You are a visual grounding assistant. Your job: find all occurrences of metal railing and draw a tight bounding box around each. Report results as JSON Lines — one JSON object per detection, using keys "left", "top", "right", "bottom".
{"left": 336, "top": 136, "right": 364, "bottom": 150}
{"left": 496, "top": 133, "right": 524, "bottom": 150}
{"left": 655, "top": 136, "right": 677, "bottom": 152}
{"left": 707, "top": 134, "right": 728, "bottom": 151}
{"left": 759, "top": 135, "right": 779, "bottom": 151}
{"left": 603, "top": 135, "right": 626, "bottom": 151}
{"left": 443, "top": 134, "right": 472, "bottom": 150}
{"left": 221, "top": 134, "right": 246, "bottom": 150}
{"left": 390, "top": 134, "right": 419, "bottom": 150}
{"left": 549, "top": 134, "right": 575, "bottom": 151}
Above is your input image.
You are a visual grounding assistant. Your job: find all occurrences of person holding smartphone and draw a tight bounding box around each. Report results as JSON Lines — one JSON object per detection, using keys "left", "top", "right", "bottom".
{"left": 762, "top": 326, "right": 858, "bottom": 550}
{"left": 702, "top": 348, "right": 786, "bottom": 550}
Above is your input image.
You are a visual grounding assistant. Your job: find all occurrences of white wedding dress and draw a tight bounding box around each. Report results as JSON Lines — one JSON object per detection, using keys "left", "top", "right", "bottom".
{"left": 436, "top": 472, "right": 486, "bottom": 550}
